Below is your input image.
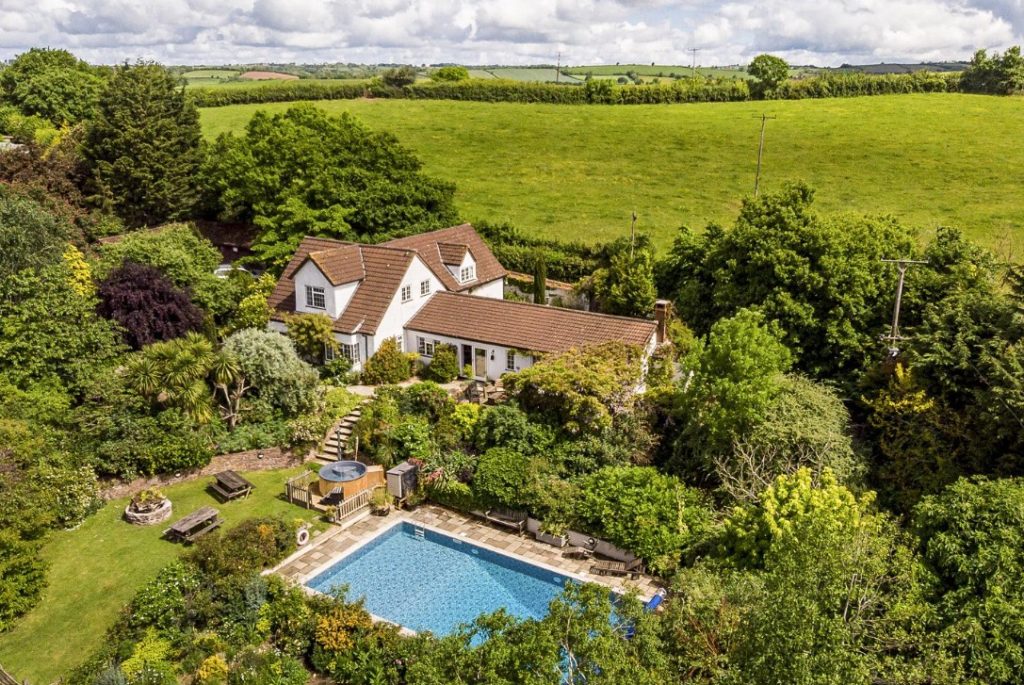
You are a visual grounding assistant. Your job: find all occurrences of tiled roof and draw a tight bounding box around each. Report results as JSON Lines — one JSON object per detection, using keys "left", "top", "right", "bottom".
{"left": 307, "top": 245, "right": 365, "bottom": 285}
{"left": 334, "top": 246, "right": 412, "bottom": 334}
{"left": 383, "top": 224, "right": 506, "bottom": 291}
{"left": 268, "top": 237, "right": 413, "bottom": 335}
{"left": 406, "top": 292, "right": 657, "bottom": 354}
{"left": 269, "top": 225, "right": 508, "bottom": 336}
{"left": 437, "top": 242, "right": 468, "bottom": 265}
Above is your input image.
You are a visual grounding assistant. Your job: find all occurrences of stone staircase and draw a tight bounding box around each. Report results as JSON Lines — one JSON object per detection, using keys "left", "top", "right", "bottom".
{"left": 316, "top": 400, "right": 369, "bottom": 465}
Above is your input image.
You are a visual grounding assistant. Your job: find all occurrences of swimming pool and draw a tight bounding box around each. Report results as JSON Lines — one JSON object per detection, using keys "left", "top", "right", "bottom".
{"left": 305, "top": 521, "right": 576, "bottom": 635}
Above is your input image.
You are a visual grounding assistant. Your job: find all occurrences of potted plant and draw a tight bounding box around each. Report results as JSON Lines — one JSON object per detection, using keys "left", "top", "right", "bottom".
{"left": 371, "top": 488, "right": 392, "bottom": 516}
{"left": 124, "top": 487, "right": 172, "bottom": 525}
{"left": 536, "top": 520, "right": 569, "bottom": 548}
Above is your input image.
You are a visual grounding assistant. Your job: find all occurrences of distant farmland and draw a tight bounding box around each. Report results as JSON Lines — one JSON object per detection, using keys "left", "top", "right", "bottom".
{"left": 200, "top": 94, "right": 1024, "bottom": 251}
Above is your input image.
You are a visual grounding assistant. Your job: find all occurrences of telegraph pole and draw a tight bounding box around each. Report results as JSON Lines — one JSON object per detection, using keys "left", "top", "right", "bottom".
{"left": 753, "top": 113, "right": 776, "bottom": 196}
{"left": 556, "top": 51, "right": 561, "bottom": 83}
{"left": 629, "top": 211, "right": 638, "bottom": 259}
{"left": 687, "top": 48, "right": 701, "bottom": 78}
{"left": 880, "top": 258, "right": 928, "bottom": 357}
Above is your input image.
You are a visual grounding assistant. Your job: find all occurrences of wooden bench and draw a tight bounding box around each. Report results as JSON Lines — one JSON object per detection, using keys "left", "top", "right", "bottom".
{"left": 164, "top": 506, "right": 223, "bottom": 544}
{"left": 483, "top": 507, "right": 527, "bottom": 534}
{"left": 210, "top": 469, "right": 254, "bottom": 501}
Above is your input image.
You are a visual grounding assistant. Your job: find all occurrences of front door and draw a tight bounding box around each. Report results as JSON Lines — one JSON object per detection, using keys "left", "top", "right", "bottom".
{"left": 461, "top": 344, "right": 472, "bottom": 373}
{"left": 475, "top": 348, "right": 488, "bottom": 378}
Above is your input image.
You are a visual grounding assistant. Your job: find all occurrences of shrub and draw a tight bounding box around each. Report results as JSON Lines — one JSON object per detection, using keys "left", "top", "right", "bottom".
{"left": 187, "top": 518, "right": 296, "bottom": 578}
{"left": 97, "top": 261, "right": 205, "bottom": 350}
{"left": 0, "top": 530, "right": 47, "bottom": 631}
{"left": 421, "top": 343, "right": 459, "bottom": 383}
{"left": 473, "top": 403, "right": 553, "bottom": 455}
{"left": 212, "top": 418, "right": 291, "bottom": 454}
{"left": 472, "top": 447, "right": 532, "bottom": 509}
{"left": 320, "top": 357, "right": 354, "bottom": 384}
{"left": 223, "top": 328, "right": 318, "bottom": 416}
{"left": 576, "top": 466, "right": 712, "bottom": 573}
{"left": 361, "top": 338, "right": 416, "bottom": 385}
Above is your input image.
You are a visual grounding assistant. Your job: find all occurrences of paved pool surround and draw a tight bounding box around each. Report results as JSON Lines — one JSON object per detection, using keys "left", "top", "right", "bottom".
{"left": 273, "top": 504, "right": 661, "bottom": 610}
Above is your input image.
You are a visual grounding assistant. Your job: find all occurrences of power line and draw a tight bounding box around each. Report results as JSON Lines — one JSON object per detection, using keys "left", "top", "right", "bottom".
{"left": 879, "top": 258, "right": 928, "bottom": 357}
{"left": 752, "top": 113, "right": 776, "bottom": 196}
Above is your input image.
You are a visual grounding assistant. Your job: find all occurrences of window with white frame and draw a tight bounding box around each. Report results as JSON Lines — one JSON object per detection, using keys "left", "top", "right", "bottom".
{"left": 420, "top": 279, "right": 431, "bottom": 296}
{"left": 305, "top": 285, "right": 326, "bottom": 309}
{"left": 417, "top": 336, "right": 438, "bottom": 357}
{"left": 324, "top": 344, "right": 336, "bottom": 362}
{"left": 401, "top": 284, "right": 412, "bottom": 302}
{"left": 340, "top": 342, "right": 360, "bottom": 363}
{"left": 460, "top": 265, "right": 476, "bottom": 283}
{"left": 506, "top": 349, "right": 516, "bottom": 371}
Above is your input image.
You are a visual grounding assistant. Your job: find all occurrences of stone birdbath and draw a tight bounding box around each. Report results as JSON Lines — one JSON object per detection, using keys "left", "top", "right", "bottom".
{"left": 124, "top": 487, "right": 173, "bottom": 525}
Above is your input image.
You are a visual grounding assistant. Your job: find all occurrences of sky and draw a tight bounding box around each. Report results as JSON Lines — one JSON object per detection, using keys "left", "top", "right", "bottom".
{"left": 0, "top": 0, "right": 1021, "bottom": 67}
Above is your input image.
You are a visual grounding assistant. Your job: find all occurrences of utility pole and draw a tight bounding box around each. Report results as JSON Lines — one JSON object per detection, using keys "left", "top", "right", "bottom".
{"left": 556, "top": 51, "right": 561, "bottom": 83}
{"left": 753, "top": 113, "right": 776, "bottom": 196}
{"left": 687, "top": 47, "right": 701, "bottom": 78}
{"left": 629, "top": 211, "right": 638, "bottom": 259}
{"left": 880, "top": 258, "right": 928, "bottom": 357}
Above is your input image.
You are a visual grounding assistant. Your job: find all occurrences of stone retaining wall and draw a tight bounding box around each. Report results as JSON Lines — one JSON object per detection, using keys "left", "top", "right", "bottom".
{"left": 100, "top": 447, "right": 308, "bottom": 500}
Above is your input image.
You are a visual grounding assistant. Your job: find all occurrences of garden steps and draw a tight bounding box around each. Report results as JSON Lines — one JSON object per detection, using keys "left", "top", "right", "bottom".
{"left": 315, "top": 401, "right": 369, "bottom": 464}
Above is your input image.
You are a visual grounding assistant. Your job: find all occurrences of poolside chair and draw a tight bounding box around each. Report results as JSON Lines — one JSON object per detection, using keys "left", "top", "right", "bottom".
{"left": 591, "top": 557, "right": 644, "bottom": 578}
{"left": 563, "top": 545, "right": 595, "bottom": 560}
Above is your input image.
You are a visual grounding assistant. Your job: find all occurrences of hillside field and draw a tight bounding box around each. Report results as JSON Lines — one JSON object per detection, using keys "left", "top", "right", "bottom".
{"left": 200, "top": 94, "right": 1024, "bottom": 251}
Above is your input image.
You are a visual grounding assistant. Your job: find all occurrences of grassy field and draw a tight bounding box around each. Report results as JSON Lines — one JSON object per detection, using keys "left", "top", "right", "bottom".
{"left": 566, "top": 64, "right": 752, "bottom": 79}
{"left": 200, "top": 94, "right": 1024, "bottom": 251}
{"left": 484, "top": 67, "right": 584, "bottom": 83}
{"left": 0, "top": 467, "right": 323, "bottom": 684}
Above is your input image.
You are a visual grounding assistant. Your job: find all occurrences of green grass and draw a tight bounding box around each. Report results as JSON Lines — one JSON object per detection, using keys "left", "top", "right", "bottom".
{"left": 486, "top": 67, "right": 583, "bottom": 83}
{"left": 186, "top": 77, "right": 368, "bottom": 90}
{"left": 199, "top": 94, "right": 1024, "bottom": 251}
{"left": 567, "top": 64, "right": 751, "bottom": 79}
{"left": 0, "top": 466, "right": 324, "bottom": 684}
{"left": 182, "top": 69, "right": 241, "bottom": 79}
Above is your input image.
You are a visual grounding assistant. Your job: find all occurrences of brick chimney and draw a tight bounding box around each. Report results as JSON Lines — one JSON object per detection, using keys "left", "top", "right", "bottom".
{"left": 654, "top": 299, "right": 671, "bottom": 344}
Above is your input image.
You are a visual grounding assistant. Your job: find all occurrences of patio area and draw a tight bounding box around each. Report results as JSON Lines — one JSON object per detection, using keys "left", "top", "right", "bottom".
{"left": 273, "top": 503, "right": 662, "bottom": 600}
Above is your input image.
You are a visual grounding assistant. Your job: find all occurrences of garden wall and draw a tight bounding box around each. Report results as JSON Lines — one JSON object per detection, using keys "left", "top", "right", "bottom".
{"left": 100, "top": 447, "right": 306, "bottom": 500}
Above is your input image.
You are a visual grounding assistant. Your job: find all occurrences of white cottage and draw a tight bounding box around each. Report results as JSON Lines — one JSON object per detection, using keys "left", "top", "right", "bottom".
{"left": 268, "top": 224, "right": 659, "bottom": 380}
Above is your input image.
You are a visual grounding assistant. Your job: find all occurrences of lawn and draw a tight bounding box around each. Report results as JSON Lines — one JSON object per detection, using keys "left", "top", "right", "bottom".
{"left": 200, "top": 94, "right": 1024, "bottom": 252}
{"left": 0, "top": 466, "right": 324, "bottom": 684}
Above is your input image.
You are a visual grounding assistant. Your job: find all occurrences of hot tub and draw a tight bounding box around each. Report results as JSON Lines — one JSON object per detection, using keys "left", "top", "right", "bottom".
{"left": 318, "top": 460, "right": 370, "bottom": 500}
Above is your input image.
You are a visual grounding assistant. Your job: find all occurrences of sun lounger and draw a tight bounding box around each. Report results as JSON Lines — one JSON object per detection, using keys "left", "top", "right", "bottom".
{"left": 591, "top": 557, "right": 644, "bottom": 578}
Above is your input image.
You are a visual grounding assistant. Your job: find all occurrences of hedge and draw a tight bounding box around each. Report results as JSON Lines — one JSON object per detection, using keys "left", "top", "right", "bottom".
{"left": 191, "top": 72, "right": 965, "bottom": 109}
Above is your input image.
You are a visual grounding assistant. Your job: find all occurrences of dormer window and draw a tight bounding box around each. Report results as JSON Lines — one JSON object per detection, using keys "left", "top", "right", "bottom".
{"left": 401, "top": 285, "right": 412, "bottom": 302}
{"left": 460, "top": 265, "right": 476, "bottom": 283}
{"left": 305, "top": 285, "right": 326, "bottom": 309}
{"left": 420, "top": 280, "right": 431, "bottom": 296}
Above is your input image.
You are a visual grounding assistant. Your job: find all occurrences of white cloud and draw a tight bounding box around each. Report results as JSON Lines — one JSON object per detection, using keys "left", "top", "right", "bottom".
{"left": 0, "top": 0, "right": 1019, "bottom": 66}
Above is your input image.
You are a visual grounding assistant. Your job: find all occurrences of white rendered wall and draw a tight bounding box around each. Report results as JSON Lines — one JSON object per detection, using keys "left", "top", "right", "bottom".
{"left": 404, "top": 328, "right": 535, "bottom": 381}
{"left": 466, "top": 277, "right": 504, "bottom": 299}
{"left": 368, "top": 256, "right": 444, "bottom": 357}
{"left": 292, "top": 261, "right": 358, "bottom": 318}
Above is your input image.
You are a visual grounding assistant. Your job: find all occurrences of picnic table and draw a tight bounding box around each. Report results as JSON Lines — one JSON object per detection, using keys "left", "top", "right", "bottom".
{"left": 164, "top": 506, "right": 223, "bottom": 544}
{"left": 211, "top": 469, "right": 254, "bottom": 501}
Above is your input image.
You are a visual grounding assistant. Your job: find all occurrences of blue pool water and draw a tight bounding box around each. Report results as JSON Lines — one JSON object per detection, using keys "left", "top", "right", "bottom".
{"left": 305, "top": 522, "right": 575, "bottom": 635}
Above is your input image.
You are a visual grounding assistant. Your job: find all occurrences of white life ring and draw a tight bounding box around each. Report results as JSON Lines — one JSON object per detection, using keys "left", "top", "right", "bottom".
{"left": 296, "top": 527, "right": 310, "bottom": 546}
